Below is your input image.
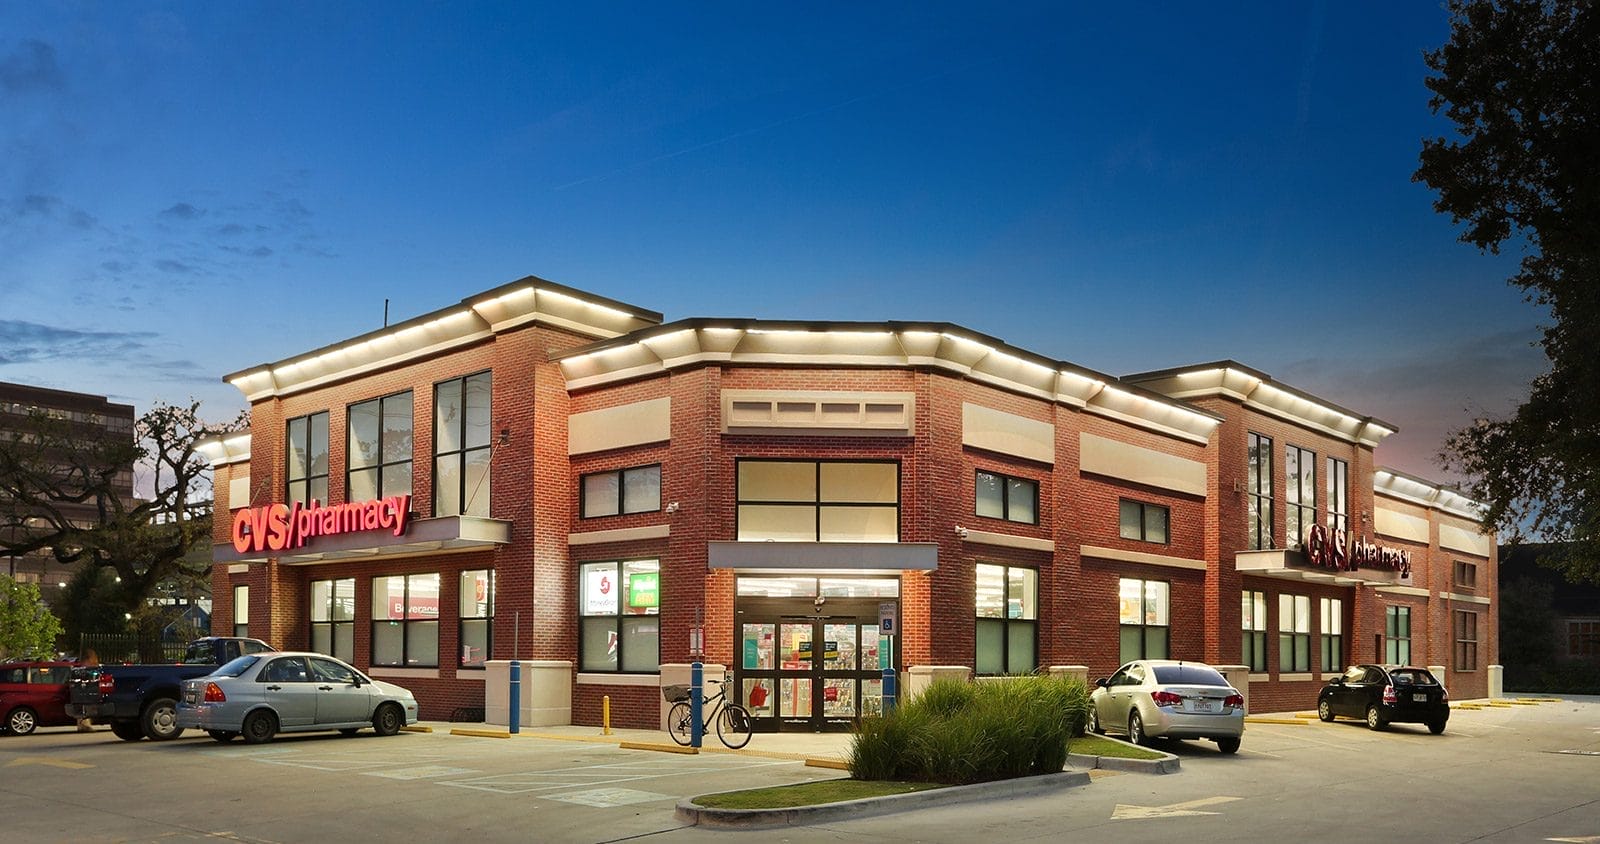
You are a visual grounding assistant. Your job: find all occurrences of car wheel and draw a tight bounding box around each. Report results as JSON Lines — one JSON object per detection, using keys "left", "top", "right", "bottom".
{"left": 6, "top": 707, "right": 38, "bottom": 736}
{"left": 1428, "top": 720, "right": 1447, "bottom": 735}
{"left": 372, "top": 703, "right": 403, "bottom": 737}
{"left": 1086, "top": 705, "right": 1104, "bottom": 735}
{"left": 1365, "top": 704, "right": 1387, "bottom": 731}
{"left": 1216, "top": 737, "right": 1241, "bottom": 755}
{"left": 207, "top": 730, "right": 237, "bottom": 743}
{"left": 110, "top": 720, "right": 145, "bottom": 741}
{"left": 1128, "top": 711, "right": 1148, "bottom": 746}
{"left": 142, "top": 697, "right": 183, "bottom": 741}
{"left": 339, "top": 728, "right": 361, "bottom": 736}
{"left": 242, "top": 710, "right": 278, "bottom": 745}
{"left": 1317, "top": 700, "right": 1334, "bottom": 722}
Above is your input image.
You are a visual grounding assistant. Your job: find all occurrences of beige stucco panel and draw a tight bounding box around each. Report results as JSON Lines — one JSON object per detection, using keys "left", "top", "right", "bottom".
{"left": 568, "top": 397, "right": 671, "bottom": 455}
{"left": 228, "top": 475, "right": 251, "bottom": 511}
{"left": 1077, "top": 432, "right": 1205, "bottom": 497}
{"left": 1375, "top": 506, "right": 1430, "bottom": 544}
{"left": 962, "top": 402, "right": 1055, "bottom": 464}
{"left": 1439, "top": 523, "right": 1493, "bottom": 557}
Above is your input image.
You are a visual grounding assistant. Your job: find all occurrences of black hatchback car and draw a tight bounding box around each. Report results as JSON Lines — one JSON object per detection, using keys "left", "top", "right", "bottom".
{"left": 1317, "top": 664, "right": 1449, "bottom": 733}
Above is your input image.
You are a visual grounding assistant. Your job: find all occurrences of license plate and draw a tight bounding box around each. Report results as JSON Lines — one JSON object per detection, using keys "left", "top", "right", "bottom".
{"left": 1413, "top": 693, "right": 1428, "bottom": 703}
{"left": 1194, "top": 699, "right": 1220, "bottom": 713}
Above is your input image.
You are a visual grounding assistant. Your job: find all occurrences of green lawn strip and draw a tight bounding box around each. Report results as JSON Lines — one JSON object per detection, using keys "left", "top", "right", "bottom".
{"left": 693, "top": 778, "right": 946, "bottom": 809}
{"left": 1068, "top": 735, "right": 1166, "bottom": 760}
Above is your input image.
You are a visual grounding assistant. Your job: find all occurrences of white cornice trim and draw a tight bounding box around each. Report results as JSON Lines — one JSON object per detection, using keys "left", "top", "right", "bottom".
{"left": 1373, "top": 468, "right": 1486, "bottom": 522}
{"left": 962, "top": 530, "right": 1055, "bottom": 553}
{"left": 1440, "top": 591, "right": 1491, "bottom": 605}
{"left": 195, "top": 432, "right": 252, "bottom": 467}
{"left": 558, "top": 326, "right": 1219, "bottom": 445}
{"left": 1123, "top": 365, "right": 1395, "bottom": 448}
{"left": 1375, "top": 585, "right": 1431, "bottom": 598}
{"left": 1080, "top": 544, "right": 1208, "bottom": 571}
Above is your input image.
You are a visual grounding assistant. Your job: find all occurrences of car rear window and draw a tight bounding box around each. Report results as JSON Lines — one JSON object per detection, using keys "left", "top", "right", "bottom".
{"left": 212, "top": 655, "right": 261, "bottom": 678}
{"left": 1390, "top": 669, "right": 1437, "bottom": 686}
{"left": 1152, "top": 665, "right": 1228, "bottom": 686}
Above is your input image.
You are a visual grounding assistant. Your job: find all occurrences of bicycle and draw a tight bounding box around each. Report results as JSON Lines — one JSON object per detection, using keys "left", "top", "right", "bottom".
{"left": 663, "top": 677, "right": 753, "bottom": 749}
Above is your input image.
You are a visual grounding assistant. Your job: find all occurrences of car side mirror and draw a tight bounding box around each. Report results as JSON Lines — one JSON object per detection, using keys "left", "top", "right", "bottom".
{"left": 1331, "top": 678, "right": 1344, "bottom": 686}
{"left": 1094, "top": 678, "right": 1109, "bottom": 688}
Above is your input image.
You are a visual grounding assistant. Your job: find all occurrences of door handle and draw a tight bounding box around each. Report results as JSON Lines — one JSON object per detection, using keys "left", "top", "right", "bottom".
{"left": 266, "top": 685, "right": 282, "bottom": 691}
{"left": 318, "top": 686, "right": 334, "bottom": 691}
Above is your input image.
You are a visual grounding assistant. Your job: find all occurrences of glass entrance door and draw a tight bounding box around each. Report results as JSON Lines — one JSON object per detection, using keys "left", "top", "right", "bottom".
{"left": 735, "top": 577, "right": 898, "bottom": 732}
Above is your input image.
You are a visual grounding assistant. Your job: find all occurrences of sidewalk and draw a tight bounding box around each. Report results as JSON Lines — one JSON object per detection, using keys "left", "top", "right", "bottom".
{"left": 416, "top": 720, "right": 856, "bottom": 764}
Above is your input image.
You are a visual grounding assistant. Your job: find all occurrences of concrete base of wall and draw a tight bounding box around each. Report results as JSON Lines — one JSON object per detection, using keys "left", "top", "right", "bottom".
{"left": 905, "top": 665, "right": 971, "bottom": 700}
{"left": 1488, "top": 664, "right": 1504, "bottom": 698}
{"left": 1215, "top": 665, "right": 1250, "bottom": 714}
{"left": 483, "top": 659, "right": 573, "bottom": 727}
{"left": 659, "top": 663, "right": 727, "bottom": 730}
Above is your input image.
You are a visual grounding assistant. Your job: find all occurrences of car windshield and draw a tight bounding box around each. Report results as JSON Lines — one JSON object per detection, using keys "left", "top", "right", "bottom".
{"left": 1152, "top": 665, "right": 1228, "bottom": 686}
{"left": 211, "top": 655, "right": 261, "bottom": 678}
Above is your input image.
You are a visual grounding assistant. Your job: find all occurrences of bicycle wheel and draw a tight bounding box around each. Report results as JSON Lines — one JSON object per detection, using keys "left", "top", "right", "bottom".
{"left": 667, "top": 701, "right": 694, "bottom": 746}
{"left": 717, "top": 704, "right": 753, "bottom": 749}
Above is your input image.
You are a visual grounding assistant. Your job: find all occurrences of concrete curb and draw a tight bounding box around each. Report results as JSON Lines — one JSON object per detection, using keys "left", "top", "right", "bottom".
{"left": 676, "top": 770, "right": 1091, "bottom": 829}
{"left": 1067, "top": 734, "right": 1181, "bottom": 774}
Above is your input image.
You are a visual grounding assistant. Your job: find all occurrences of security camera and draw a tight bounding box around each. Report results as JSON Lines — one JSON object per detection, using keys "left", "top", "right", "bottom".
{"left": 954, "top": 525, "right": 968, "bottom": 539}
{"left": 665, "top": 501, "right": 680, "bottom": 514}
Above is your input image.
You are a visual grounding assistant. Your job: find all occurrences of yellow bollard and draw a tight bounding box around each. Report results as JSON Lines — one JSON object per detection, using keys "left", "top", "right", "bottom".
{"left": 602, "top": 695, "right": 612, "bottom": 735}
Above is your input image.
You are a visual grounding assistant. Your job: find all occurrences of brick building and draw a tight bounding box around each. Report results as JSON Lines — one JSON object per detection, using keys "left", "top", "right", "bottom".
{"left": 200, "top": 277, "right": 1498, "bottom": 730}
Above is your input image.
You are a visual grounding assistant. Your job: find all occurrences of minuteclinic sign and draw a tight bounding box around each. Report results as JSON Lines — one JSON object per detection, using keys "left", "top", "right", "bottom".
{"left": 231, "top": 494, "right": 413, "bottom": 555}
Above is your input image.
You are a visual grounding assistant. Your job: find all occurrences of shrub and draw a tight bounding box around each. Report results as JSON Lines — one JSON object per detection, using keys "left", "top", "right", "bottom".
{"left": 847, "top": 674, "right": 1091, "bottom": 785}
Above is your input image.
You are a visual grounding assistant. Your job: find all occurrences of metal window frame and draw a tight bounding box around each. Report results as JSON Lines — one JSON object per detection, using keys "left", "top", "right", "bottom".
{"left": 432, "top": 371, "right": 493, "bottom": 518}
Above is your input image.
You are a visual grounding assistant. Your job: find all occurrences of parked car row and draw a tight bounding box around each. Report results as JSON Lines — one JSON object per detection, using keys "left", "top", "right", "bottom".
{"left": 1085, "top": 659, "right": 1453, "bottom": 755}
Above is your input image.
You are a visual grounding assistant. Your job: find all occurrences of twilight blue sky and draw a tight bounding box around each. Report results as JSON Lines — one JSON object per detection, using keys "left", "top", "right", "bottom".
{"left": 0, "top": 3, "right": 1547, "bottom": 482}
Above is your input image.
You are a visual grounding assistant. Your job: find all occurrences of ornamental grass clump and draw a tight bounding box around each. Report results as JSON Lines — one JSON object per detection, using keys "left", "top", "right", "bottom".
{"left": 846, "top": 674, "right": 1090, "bottom": 785}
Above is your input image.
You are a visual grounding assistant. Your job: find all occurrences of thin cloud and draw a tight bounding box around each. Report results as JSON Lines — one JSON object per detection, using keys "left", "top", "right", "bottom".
{"left": 0, "top": 39, "right": 65, "bottom": 93}
{"left": 15, "top": 194, "right": 97, "bottom": 229}
{"left": 161, "top": 202, "right": 205, "bottom": 220}
{"left": 0, "top": 320, "right": 156, "bottom": 365}
{"left": 153, "top": 258, "right": 196, "bottom": 274}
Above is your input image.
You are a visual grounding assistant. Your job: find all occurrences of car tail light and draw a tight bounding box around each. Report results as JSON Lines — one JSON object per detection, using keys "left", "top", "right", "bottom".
{"left": 1151, "top": 690, "right": 1183, "bottom": 707}
{"left": 1440, "top": 686, "right": 1449, "bottom": 702}
{"left": 203, "top": 682, "right": 226, "bottom": 703}
{"left": 97, "top": 673, "right": 115, "bottom": 695}
{"left": 1224, "top": 693, "right": 1244, "bottom": 709}
{"left": 1382, "top": 684, "right": 1397, "bottom": 704}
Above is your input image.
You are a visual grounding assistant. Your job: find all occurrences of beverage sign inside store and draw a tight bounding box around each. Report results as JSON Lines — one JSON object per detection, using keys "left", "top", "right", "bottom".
{"left": 231, "top": 494, "right": 413, "bottom": 554}
{"left": 1303, "top": 523, "right": 1411, "bottom": 577}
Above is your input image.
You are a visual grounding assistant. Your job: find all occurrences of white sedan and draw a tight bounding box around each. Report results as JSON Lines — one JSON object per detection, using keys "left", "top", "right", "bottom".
{"left": 1087, "top": 659, "right": 1245, "bottom": 754}
{"left": 177, "top": 652, "right": 418, "bottom": 744}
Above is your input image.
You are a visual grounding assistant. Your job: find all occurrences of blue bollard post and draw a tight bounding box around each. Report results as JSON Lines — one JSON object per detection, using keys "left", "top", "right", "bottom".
{"left": 690, "top": 660, "right": 704, "bottom": 748}
{"left": 882, "top": 666, "right": 897, "bottom": 714}
{"left": 509, "top": 659, "right": 521, "bottom": 734}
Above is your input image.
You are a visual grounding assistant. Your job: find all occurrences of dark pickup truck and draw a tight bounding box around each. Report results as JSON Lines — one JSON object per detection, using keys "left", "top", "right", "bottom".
{"left": 67, "top": 637, "right": 276, "bottom": 741}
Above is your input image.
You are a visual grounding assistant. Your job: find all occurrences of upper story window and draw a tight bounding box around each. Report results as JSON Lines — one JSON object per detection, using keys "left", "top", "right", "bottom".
{"left": 1285, "top": 445, "right": 1316, "bottom": 549}
{"left": 975, "top": 470, "right": 1038, "bottom": 525}
{"left": 434, "top": 373, "right": 491, "bottom": 517}
{"left": 348, "top": 391, "right": 413, "bottom": 502}
{"left": 286, "top": 411, "right": 329, "bottom": 507}
{"left": 736, "top": 460, "right": 898, "bottom": 542}
{"left": 1246, "top": 433, "right": 1274, "bottom": 550}
{"left": 582, "top": 465, "right": 662, "bottom": 518}
{"left": 1454, "top": 560, "right": 1478, "bottom": 589}
{"left": 1326, "top": 457, "right": 1349, "bottom": 534}
{"left": 1119, "top": 499, "right": 1169, "bottom": 543}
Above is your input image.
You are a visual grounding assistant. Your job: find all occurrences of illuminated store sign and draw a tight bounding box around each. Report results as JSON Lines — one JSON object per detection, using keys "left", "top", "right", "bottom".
{"left": 231, "top": 494, "right": 413, "bottom": 554}
{"left": 1304, "top": 523, "right": 1411, "bottom": 577}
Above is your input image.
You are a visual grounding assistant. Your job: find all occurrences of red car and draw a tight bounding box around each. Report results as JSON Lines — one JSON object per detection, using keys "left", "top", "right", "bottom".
{"left": 1, "top": 660, "right": 77, "bottom": 735}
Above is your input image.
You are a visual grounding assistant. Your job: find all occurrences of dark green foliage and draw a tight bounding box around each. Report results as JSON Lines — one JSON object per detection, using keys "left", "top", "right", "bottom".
{"left": 1415, "top": 0, "right": 1600, "bottom": 582}
{"left": 846, "top": 675, "right": 1090, "bottom": 785}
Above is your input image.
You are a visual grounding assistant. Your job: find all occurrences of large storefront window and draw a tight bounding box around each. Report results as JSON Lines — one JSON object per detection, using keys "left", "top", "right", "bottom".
{"left": 232, "top": 585, "right": 248, "bottom": 638}
{"left": 1321, "top": 597, "right": 1343, "bottom": 673}
{"left": 348, "top": 391, "right": 414, "bottom": 502}
{"left": 1386, "top": 606, "right": 1411, "bottom": 665}
{"left": 372, "top": 573, "right": 440, "bottom": 667}
{"left": 1242, "top": 590, "right": 1267, "bottom": 671}
{"left": 975, "top": 563, "right": 1037, "bottom": 675}
{"left": 459, "top": 569, "right": 494, "bottom": 669}
{"left": 310, "top": 578, "right": 355, "bottom": 663}
{"left": 1119, "top": 578, "right": 1169, "bottom": 663}
{"left": 434, "top": 372, "right": 491, "bottom": 517}
{"left": 736, "top": 460, "right": 898, "bottom": 542}
{"left": 1326, "top": 457, "right": 1349, "bottom": 534}
{"left": 1285, "top": 445, "right": 1316, "bottom": 549}
{"left": 975, "top": 470, "right": 1038, "bottom": 524}
{"left": 1247, "top": 433, "right": 1274, "bottom": 550}
{"left": 1454, "top": 610, "right": 1479, "bottom": 671}
{"left": 1279, "top": 594, "right": 1310, "bottom": 672}
{"left": 286, "top": 411, "right": 329, "bottom": 507}
{"left": 579, "top": 560, "right": 660, "bottom": 673}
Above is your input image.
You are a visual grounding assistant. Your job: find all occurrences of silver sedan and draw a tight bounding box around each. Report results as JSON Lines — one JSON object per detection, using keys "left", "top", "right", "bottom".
{"left": 1086, "top": 659, "right": 1245, "bottom": 753}
{"left": 177, "top": 652, "right": 419, "bottom": 744}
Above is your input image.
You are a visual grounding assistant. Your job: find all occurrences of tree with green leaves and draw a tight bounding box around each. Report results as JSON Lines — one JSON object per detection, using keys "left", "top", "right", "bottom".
{"left": 0, "top": 401, "right": 245, "bottom": 641}
{"left": 1415, "top": 0, "right": 1600, "bottom": 582}
{"left": 0, "top": 575, "right": 64, "bottom": 659}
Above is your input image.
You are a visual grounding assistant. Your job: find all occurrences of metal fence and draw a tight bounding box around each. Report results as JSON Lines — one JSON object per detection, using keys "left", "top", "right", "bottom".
{"left": 78, "top": 633, "right": 189, "bottom": 664}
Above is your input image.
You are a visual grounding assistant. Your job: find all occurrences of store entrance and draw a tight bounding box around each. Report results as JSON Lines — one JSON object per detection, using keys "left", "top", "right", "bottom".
{"left": 733, "top": 577, "right": 899, "bottom": 733}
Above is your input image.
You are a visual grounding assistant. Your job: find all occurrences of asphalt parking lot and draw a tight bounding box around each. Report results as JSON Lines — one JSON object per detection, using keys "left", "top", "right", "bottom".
{"left": 2, "top": 697, "right": 1598, "bottom": 843}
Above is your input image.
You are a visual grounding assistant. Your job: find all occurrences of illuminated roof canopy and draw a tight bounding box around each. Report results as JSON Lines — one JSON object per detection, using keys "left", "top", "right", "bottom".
{"left": 1374, "top": 467, "right": 1484, "bottom": 521}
